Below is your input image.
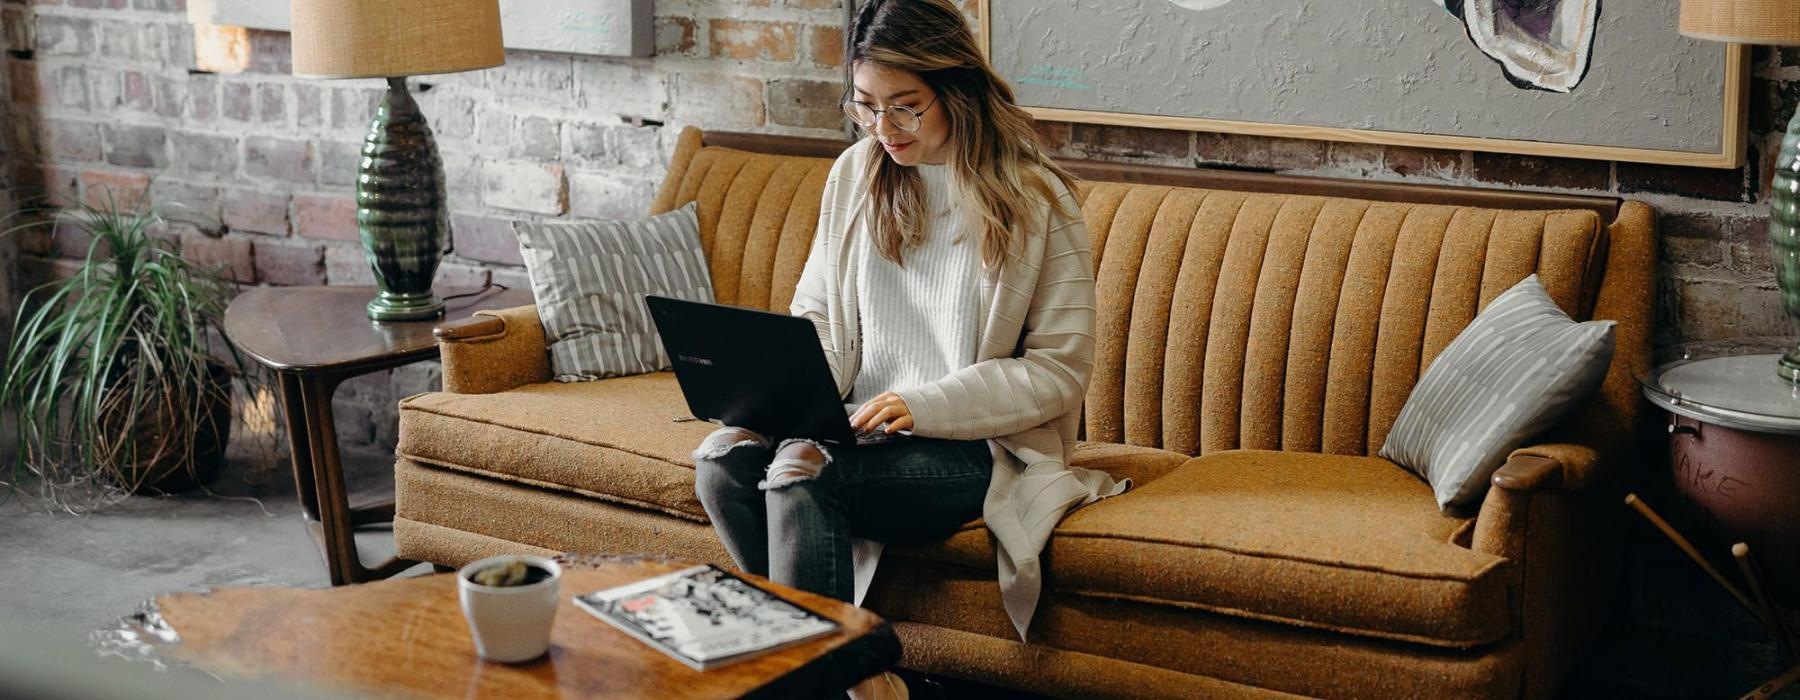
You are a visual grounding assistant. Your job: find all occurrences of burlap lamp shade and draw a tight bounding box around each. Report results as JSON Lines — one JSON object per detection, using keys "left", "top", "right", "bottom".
{"left": 291, "top": 0, "right": 504, "bottom": 78}
{"left": 1679, "top": 0, "right": 1800, "bottom": 45}
{"left": 289, "top": 0, "right": 504, "bottom": 321}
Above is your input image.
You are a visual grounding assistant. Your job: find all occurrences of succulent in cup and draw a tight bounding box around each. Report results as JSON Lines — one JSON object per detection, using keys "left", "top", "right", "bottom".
{"left": 470, "top": 560, "right": 531, "bottom": 587}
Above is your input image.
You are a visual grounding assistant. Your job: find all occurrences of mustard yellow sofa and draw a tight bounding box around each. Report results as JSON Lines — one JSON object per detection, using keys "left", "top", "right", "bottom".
{"left": 394, "top": 126, "right": 1654, "bottom": 698}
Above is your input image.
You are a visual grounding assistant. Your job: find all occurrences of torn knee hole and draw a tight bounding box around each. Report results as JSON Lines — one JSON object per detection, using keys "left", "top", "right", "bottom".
{"left": 692, "top": 427, "right": 770, "bottom": 460}
{"left": 760, "top": 439, "right": 832, "bottom": 490}
{"left": 776, "top": 441, "right": 826, "bottom": 465}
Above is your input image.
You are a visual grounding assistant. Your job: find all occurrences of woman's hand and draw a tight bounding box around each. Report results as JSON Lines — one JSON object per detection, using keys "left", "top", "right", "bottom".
{"left": 850, "top": 391, "right": 915, "bottom": 434}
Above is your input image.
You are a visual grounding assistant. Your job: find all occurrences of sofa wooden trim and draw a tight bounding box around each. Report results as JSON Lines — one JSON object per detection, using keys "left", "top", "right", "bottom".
{"left": 699, "top": 130, "right": 1623, "bottom": 220}
{"left": 435, "top": 315, "right": 506, "bottom": 342}
{"left": 1492, "top": 454, "right": 1566, "bottom": 492}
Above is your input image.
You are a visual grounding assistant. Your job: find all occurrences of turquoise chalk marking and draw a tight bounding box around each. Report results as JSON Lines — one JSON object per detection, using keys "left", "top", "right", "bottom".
{"left": 1020, "top": 64, "right": 1093, "bottom": 91}
{"left": 1018, "top": 77, "right": 1094, "bottom": 91}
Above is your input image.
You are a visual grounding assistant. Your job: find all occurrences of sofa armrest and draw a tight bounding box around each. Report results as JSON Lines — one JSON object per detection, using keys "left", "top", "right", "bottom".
{"left": 1470, "top": 441, "right": 1624, "bottom": 699}
{"left": 435, "top": 304, "right": 552, "bottom": 394}
{"left": 1491, "top": 443, "right": 1602, "bottom": 493}
{"left": 1473, "top": 441, "right": 1609, "bottom": 558}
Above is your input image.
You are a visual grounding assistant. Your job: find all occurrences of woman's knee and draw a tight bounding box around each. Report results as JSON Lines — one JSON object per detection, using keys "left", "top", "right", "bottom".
{"left": 762, "top": 439, "right": 833, "bottom": 490}
{"left": 693, "top": 426, "right": 770, "bottom": 461}
{"left": 692, "top": 427, "right": 770, "bottom": 501}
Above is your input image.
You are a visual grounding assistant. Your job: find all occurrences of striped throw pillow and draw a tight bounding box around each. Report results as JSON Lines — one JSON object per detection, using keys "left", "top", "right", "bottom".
{"left": 1380, "top": 275, "right": 1615, "bottom": 511}
{"left": 514, "top": 201, "right": 712, "bottom": 382}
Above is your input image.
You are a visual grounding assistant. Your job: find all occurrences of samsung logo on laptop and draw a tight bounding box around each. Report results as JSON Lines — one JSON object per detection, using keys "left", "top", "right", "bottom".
{"left": 676, "top": 354, "right": 714, "bottom": 366}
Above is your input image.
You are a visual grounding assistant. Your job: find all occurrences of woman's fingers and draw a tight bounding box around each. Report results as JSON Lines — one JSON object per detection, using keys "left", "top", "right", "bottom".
{"left": 850, "top": 397, "right": 887, "bottom": 431}
{"left": 850, "top": 392, "right": 912, "bottom": 433}
{"left": 871, "top": 403, "right": 912, "bottom": 433}
{"left": 867, "top": 405, "right": 899, "bottom": 431}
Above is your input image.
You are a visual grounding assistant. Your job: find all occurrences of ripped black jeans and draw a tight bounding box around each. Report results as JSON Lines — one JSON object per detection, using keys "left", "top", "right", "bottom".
{"left": 691, "top": 427, "right": 991, "bottom": 603}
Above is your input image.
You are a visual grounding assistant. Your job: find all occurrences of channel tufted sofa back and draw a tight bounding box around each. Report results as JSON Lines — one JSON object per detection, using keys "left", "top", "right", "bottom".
{"left": 646, "top": 126, "right": 1653, "bottom": 462}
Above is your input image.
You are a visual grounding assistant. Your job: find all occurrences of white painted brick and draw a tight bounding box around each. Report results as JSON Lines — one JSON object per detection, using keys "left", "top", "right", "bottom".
{"left": 607, "top": 125, "right": 664, "bottom": 170}
{"left": 670, "top": 72, "right": 764, "bottom": 129}
{"left": 575, "top": 59, "right": 668, "bottom": 120}
{"left": 568, "top": 169, "right": 656, "bottom": 221}
{"left": 324, "top": 244, "right": 376, "bottom": 285}
{"left": 482, "top": 160, "right": 568, "bottom": 215}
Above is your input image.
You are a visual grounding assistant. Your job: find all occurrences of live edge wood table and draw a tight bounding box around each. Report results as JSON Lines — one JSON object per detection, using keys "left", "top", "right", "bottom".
{"left": 223, "top": 284, "right": 532, "bottom": 586}
{"left": 144, "top": 555, "right": 900, "bottom": 699}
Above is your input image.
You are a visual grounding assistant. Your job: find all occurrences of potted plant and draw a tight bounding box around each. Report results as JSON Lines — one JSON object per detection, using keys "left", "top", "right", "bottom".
{"left": 2, "top": 194, "right": 241, "bottom": 506}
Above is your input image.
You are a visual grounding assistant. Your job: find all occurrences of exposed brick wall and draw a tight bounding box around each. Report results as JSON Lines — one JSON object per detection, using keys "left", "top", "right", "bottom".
{"left": 5, "top": 1, "right": 1787, "bottom": 345}
{"left": 0, "top": 1, "right": 1789, "bottom": 695}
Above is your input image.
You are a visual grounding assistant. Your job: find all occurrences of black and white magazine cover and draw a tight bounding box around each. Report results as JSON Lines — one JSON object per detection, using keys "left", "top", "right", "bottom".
{"left": 573, "top": 564, "right": 839, "bottom": 671}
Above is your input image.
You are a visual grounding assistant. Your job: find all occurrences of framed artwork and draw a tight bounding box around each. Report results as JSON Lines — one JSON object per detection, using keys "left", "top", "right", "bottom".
{"left": 977, "top": 0, "right": 1748, "bottom": 168}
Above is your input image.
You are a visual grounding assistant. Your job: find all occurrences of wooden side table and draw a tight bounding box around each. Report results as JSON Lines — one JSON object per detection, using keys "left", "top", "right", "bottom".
{"left": 1634, "top": 338, "right": 1800, "bottom": 700}
{"left": 223, "top": 284, "right": 534, "bottom": 585}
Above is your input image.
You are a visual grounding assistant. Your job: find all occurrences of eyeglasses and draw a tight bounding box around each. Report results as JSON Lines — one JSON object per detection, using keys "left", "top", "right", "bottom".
{"left": 842, "top": 95, "right": 937, "bottom": 133}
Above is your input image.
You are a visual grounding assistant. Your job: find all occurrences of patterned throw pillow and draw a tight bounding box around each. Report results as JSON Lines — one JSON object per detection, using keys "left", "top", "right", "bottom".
{"left": 1380, "top": 275, "right": 1615, "bottom": 511}
{"left": 513, "top": 201, "right": 712, "bottom": 381}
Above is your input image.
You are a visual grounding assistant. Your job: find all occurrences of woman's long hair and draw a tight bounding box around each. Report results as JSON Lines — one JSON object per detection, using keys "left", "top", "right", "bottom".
{"left": 847, "top": 0, "right": 1083, "bottom": 269}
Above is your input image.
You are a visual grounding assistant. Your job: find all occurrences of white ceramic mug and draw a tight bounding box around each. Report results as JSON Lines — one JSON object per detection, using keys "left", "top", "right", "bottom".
{"left": 457, "top": 555, "right": 563, "bottom": 663}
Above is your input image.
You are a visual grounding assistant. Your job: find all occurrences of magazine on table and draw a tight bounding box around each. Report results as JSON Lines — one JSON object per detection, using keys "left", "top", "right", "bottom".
{"left": 573, "top": 564, "right": 839, "bottom": 671}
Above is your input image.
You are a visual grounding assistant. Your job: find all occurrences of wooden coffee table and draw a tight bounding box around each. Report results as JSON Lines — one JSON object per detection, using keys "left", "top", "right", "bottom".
{"left": 143, "top": 555, "right": 900, "bottom": 699}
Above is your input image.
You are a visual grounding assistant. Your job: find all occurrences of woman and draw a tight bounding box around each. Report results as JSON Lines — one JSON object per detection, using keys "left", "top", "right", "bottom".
{"left": 692, "top": 1, "right": 1125, "bottom": 696}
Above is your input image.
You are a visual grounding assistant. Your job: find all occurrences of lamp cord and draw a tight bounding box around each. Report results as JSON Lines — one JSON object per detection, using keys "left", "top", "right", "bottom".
{"left": 441, "top": 281, "right": 510, "bottom": 302}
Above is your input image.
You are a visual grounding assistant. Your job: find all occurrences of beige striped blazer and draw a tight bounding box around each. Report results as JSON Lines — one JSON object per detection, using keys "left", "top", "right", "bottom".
{"left": 790, "top": 136, "right": 1126, "bottom": 640}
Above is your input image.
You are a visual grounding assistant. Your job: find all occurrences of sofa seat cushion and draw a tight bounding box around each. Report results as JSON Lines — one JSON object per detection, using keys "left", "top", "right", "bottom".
{"left": 398, "top": 372, "right": 717, "bottom": 522}
{"left": 887, "top": 441, "right": 1191, "bottom": 571}
{"left": 1050, "top": 449, "right": 1511, "bottom": 648}
{"left": 402, "top": 370, "right": 1193, "bottom": 530}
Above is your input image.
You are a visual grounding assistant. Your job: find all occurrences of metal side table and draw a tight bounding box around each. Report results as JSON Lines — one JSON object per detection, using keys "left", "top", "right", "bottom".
{"left": 1633, "top": 338, "right": 1800, "bottom": 700}
{"left": 223, "top": 285, "right": 533, "bottom": 585}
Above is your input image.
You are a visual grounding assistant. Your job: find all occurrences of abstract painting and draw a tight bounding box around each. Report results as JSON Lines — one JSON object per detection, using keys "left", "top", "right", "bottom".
{"left": 1438, "top": 0, "right": 1598, "bottom": 92}
{"left": 980, "top": 0, "right": 1746, "bottom": 167}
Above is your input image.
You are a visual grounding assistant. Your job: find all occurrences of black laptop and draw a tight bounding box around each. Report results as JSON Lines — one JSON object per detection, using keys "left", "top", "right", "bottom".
{"left": 646, "top": 295, "right": 868, "bottom": 446}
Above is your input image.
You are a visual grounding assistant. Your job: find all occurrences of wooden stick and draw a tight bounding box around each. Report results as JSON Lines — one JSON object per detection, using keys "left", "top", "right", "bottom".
{"left": 1740, "top": 663, "right": 1800, "bottom": 700}
{"left": 1624, "top": 493, "right": 1764, "bottom": 621}
{"left": 1735, "top": 543, "right": 1798, "bottom": 662}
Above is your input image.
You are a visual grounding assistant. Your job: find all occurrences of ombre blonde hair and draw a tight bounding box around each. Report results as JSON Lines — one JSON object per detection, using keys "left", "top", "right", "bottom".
{"left": 846, "top": 0, "right": 1083, "bottom": 269}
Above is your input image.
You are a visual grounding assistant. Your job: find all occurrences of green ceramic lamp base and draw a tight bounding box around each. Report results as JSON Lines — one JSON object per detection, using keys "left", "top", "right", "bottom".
{"left": 357, "top": 76, "right": 452, "bottom": 323}
{"left": 367, "top": 291, "right": 445, "bottom": 322}
{"left": 1770, "top": 108, "right": 1800, "bottom": 382}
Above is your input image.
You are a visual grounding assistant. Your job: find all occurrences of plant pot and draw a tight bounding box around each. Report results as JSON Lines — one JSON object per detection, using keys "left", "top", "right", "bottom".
{"left": 98, "top": 361, "right": 234, "bottom": 495}
{"left": 457, "top": 555, "right": 563, "bottom": 663}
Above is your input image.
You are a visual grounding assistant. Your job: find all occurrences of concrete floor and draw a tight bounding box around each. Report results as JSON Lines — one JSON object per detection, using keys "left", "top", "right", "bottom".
{"left": 0, "top": 448, "right": 430, "bottom": 636}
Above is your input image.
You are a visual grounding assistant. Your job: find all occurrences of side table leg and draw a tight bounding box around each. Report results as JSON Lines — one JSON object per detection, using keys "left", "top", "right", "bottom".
{"left": 277, "top": 373, "right": 320, "bottom": 523}
{"left": 296, "top": 374, "right": 357, "bottom": 586}
{"left": 277, "top": 372, "right": 333, "bottom": 572}
{"left": 294, "top": 373, "right": 418, "bottom": 585}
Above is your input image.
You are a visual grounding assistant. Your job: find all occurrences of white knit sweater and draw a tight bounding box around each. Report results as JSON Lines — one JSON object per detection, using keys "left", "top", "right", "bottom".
{"left": 793, "top": 137, "right": 1126, "bottom": 639}
{"left": 849, "top": 162, "right": 984, "bottom": 406}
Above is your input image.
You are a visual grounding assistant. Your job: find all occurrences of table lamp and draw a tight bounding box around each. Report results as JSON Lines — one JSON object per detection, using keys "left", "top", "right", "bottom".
{"left": 1680, "top": 0, "right": 1800, "bottom": 382}
{"left": 290, "top": 0, "right": 504, "bottom": 321}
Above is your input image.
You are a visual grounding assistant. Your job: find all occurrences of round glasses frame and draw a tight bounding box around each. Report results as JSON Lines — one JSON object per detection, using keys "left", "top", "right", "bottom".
{"left": 842, "top": 94, "right": 938, "bottom": 133}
